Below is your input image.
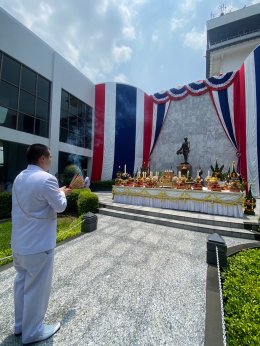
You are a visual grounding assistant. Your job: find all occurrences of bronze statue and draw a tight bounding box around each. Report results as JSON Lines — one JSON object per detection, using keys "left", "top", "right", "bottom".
{"left": 176, "top": 137, "right": 190, "bottom": 163}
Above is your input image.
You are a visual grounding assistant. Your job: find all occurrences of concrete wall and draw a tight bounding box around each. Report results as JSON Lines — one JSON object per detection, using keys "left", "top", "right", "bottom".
{"left": 150, "top": 93, "right": 237, "bottom": 177}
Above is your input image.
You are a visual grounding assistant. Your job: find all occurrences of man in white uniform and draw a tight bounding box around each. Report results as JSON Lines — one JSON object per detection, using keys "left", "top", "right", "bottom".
{"left": 11, "top": 144, "right": 71, "bottom": 344}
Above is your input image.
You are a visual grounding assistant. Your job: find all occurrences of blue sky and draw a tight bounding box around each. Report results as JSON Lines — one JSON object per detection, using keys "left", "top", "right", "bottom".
{"left": 0, "top": 0, "right": 259, "bottom": 94}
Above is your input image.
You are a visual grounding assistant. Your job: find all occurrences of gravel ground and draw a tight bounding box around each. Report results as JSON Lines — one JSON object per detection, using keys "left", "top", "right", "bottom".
{"left": 0, "top": 214, "right": 257, "bottom": 346}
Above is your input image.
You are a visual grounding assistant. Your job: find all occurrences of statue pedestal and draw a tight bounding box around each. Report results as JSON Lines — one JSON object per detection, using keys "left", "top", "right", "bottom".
{"left": 177, "top": 163, "right": 192, "bottom": 177}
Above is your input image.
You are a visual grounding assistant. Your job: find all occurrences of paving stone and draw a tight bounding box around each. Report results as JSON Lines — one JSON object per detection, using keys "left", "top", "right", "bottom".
{"left": 0, "top": 213, "right": 257, "bottom": 346}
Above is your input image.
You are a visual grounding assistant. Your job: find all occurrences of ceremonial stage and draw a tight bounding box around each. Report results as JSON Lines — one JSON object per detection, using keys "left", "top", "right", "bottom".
{"left": 112, "top": 186, "right": 244, "bottom": 218}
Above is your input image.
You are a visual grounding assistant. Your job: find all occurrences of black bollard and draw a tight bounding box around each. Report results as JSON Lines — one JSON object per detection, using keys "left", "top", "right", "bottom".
{"left": 81, "top": 212, "right": 98, "bottom": 233}
{"left": 207, "top": 233, "right": 227, "bottom": 268}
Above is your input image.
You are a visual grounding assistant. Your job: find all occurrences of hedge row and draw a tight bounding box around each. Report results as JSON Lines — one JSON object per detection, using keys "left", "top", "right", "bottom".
{"left": 90, "top": 180, "right": 115, "bottom": 191}
{"left": 0, "top": 189, "right": 99, "bottom": 219}
{"left": 222, "top": 248, "right": 260, "bottom": 346}
{"left": 0, "top": 192, "right": 12, "bottom": 219}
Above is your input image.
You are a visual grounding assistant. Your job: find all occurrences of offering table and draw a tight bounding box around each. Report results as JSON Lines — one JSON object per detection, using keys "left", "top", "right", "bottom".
{"left": 112, "top": 186, "right": 244, "bottom": 218}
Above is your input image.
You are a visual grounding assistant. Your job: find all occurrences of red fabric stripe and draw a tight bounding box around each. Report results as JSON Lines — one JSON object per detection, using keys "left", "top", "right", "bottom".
{"left": 91, "top": 84, "right": 105, "bottom": 181}
{"left": 234, "top": 66, "right": 247, "bottom": 181}
{"left": 143, "top": 94, "right": 154, "bottom": 166}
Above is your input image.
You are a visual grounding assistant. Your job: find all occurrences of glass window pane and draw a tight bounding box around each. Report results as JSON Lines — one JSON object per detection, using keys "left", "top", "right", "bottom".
{"left": 19, "top": 90, "right": 35, "bottom": 116}
{"left": 61, "top": 90, "right": 69, "bottom": 111}
{"left": 60, "top": 109, "right": 68, "bottom": 128}
{"left": 78, "top": 117, "right": 85, "bottom": 132}
{"left": 67, "top": 131, "right": 77, "bottom": 146}
{"left": 82, "top": 103, "right": 87, "bottom": 117}
{"left": 0, "top": 106, "right": 17, "bottom": 130}
{"left": 78, "top": 100, "right": 83, "bottom": 117}
{"left": 36, "top": 98, "right": 49, "bottom": 121}
{"left": 2, "top": 55, "right": 20, "bottom": 86}
{"left": 0, "top": 80, "right": 18, "bottom": 109}
{"left": 86, "top": 106, "right": 92, "bottom": 149}
{"left": 59, "top": 127, "right": 68, "bottom": 143}
{"left": 69, "top": 115, "right": 78, "bottom": 132}
{"left": 21, "top": 66, "right": 36, "bottom": 94}
{"left": 77, "top": 135, "right": 84, "bottom": 148}
{"left": 35, "top": 119, "right": 48, "bottom": 137}
{"left": 0, "top": 52, "right": 2, "bottom": 74}
{"left": 37, "top": 76, "right": 50, "bottom": 101}
{"left": 18, "top": 113, "right": 35, "bottom": 134}
{"left": 69, "top": 94, "right": 78, "bottom": 115}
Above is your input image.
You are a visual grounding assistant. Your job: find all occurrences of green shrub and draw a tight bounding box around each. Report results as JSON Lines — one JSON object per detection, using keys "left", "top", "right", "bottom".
{"left": 90, "top": 180, "right": 115, "bottom": 191}
{"left": 77, "top": 190, "right": 99, "bottom": 215}
{"left": 65, "top": 189, "right": 82, "bottom": 214}
{"left": 0, "top": 192, "right": 12, "bottom": 219}
{"left": 222, "top": 248, "right": 260, "bottom": 346}
{"left": 63, "top": 164, "right": 82, "bottom": 186}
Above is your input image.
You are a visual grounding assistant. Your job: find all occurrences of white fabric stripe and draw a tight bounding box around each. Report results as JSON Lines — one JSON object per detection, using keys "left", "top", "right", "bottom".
{"left": 149, "top": 101, "right": 170, "bottom": 154}
{"left": 227, "top": 84, "right": 236, "bottom": 144}
{"left": 134, "top": 89, "right": 144, "bottom": 172}
{"left": 212, "top": 90, "right": 236, "bottom": 150}
{"left": 101, "top": 83, "right": 116, "bottom": 180}
{"left": 164, "top": 101, "right": 170, "bottom": 121}
{"left": 150, "top": 102, "right": 158, "bottom": 154}
{"left": 244, "top": 55, "right": 259, "bottom": 197}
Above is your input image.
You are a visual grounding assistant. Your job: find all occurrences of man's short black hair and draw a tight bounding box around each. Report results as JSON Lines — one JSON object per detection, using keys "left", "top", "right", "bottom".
{"left": 26, "top": 144, "right": 50, "bottom": 164}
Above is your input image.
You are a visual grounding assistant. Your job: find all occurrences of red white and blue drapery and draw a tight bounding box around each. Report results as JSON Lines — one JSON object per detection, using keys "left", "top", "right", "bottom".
{"left": 92, "top": 83, "right": 169, "bottom": 181}
{"left": 92, "top": 45, "right": 260, "bottom": 196}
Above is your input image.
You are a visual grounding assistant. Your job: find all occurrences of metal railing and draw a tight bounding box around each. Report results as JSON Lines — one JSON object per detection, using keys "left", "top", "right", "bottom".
{"left": 216, "top": 246, "right": 227, "bottom": 346}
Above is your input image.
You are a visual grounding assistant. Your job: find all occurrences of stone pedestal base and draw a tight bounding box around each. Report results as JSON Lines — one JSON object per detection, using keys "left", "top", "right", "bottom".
{"left": 177, "top": 163, "right": 192, "bottom": 177}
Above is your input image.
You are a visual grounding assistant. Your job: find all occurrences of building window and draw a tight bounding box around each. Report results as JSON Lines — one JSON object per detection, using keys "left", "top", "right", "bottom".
{"left": 59, "top": 89, "right": 92, "bottom": 149}
{"left": 0, "top": 51, "right": 51, "bottom": 138}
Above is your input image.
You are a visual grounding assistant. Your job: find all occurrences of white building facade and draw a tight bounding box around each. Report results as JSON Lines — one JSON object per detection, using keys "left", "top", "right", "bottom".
{"left": 206, "top": 3, "right": 260, "bottom": 77}
{"left": 0, "top": 8, "right": 95, "bottom": 189}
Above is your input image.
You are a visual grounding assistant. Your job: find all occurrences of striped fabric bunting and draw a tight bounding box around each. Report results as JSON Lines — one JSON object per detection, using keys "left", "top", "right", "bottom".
{"left": 92, "top": 45, "right": 260, "bottom": 196}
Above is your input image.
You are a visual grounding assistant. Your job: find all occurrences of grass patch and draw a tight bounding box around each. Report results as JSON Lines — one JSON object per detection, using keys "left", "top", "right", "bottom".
{"left": 222, "top": 248, "right": 260, "bottom": 346}
{"left": 0, "top": 216, "right": 82, "bottom": 267}
{"left": 0, "top": 220, "right": 12, "bottom": 266}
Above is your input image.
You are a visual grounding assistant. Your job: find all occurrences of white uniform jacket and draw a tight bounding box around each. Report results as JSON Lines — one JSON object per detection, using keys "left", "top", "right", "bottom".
{"left": 11, "top": 165, "right": 67, "bottom": 255}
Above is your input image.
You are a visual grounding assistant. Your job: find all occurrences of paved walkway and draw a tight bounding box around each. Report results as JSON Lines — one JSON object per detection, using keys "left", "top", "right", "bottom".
{"left": 0, "top": 210, "right": 257, "bottom": 345}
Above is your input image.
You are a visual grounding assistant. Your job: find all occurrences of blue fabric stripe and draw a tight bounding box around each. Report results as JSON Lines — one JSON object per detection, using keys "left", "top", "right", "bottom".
{"left": 169, "top": 87, "right": 186, "bottom": 95}
{"left": 153, "top": 92, "right": 168, "bottom": 100}
{"left": 150, "top": 103, "right": 166, "bottom": 154}
{"left": 254, "top": 47, "right": 260, "bottom": 189}
{"left": 112, "top": 84, "right": 137, "bottom": 179}
{"left": 218, "top": 89, "right": 237, "bottom": 148}
{"left": 208, "top": 72, "right": 233, "bottom": 85}
{"left": 188, "top": 82, "right": 206, "bottom": 90}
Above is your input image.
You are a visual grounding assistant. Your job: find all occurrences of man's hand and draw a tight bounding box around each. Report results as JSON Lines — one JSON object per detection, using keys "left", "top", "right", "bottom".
{"left": 60, "top": 186, "right": 72, "bottom": 196}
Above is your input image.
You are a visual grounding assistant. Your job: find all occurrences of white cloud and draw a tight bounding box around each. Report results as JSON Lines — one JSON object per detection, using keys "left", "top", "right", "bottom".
{"left": 184, "top": 27, "right": 206, "bottom": 52}
{"left": 81, "top": 65, "right": 105, "bottom": 82}
{"left": 0, "top": 0, "right": 138, "bottom": 83}
{"left": 114, "top": 73, "right": 128, "bottom": 83}
{"left": 180, "top": 0, "right": 202, "bottom": 12}
{"left": 1, "top": 0, "right": 54, "bottom": 29}
{"left": 170, "top": 17, "right": 186, "bottom": 32}
{"left": 113, "top": 44, "right": 132, "bottom": 64}
{"left": 123, "top": 26, "right": 136, "bottom": 40}
{"left": 64, "top": 40, "right": 80, "bottom": 66}
{"left": 152, "top": 33, "right": 159, "bottom": 42}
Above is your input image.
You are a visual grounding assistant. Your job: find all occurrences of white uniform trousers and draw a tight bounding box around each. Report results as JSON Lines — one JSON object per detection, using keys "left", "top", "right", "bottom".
{"left": 13, "top": 249, "right": 54, "bottom": 344}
